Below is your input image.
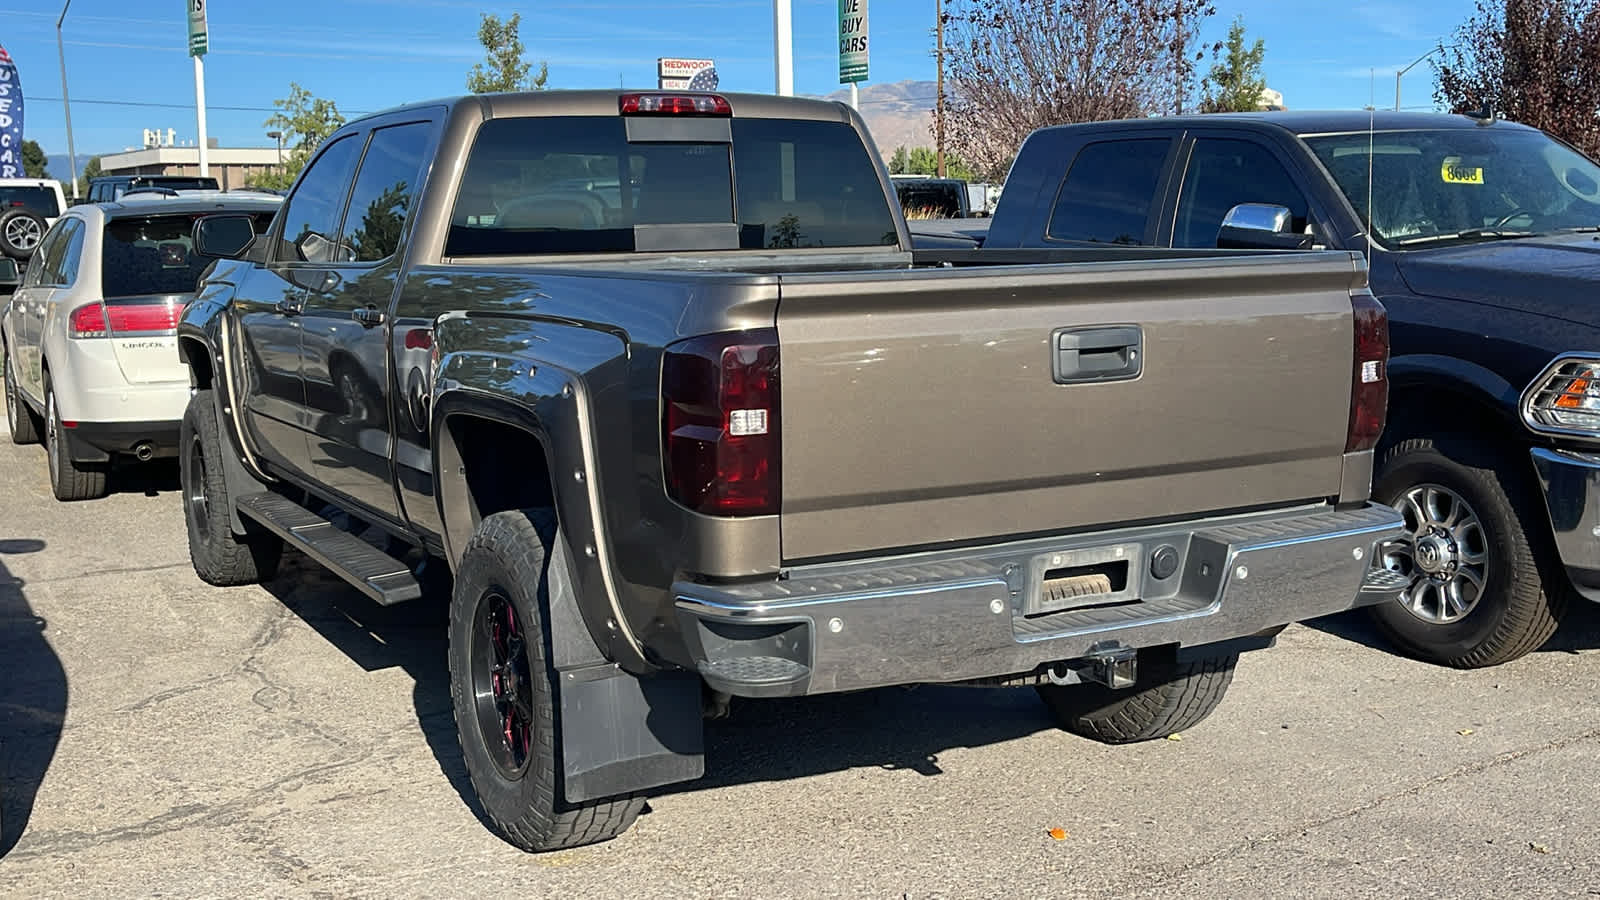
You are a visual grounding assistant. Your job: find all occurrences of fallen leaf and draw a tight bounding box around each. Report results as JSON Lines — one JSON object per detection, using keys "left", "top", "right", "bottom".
{"left": 1048, "top": 828, "right": 1068, "bottom": 841}
{"left": 1458, "top": 729, "right": 1475, "bottom": 736}
{"left": 1166, "top": 733, "right": 1183, "bottom": 742}
{"left": 1530, "top": 842, "right": 1551, "bottom": 854}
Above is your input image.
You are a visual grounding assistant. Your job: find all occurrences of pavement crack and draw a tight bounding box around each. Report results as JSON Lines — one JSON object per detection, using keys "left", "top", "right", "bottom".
{"left": 1147, "top": 724, "right": 1600, "bottom": 885}
{"left": 27, "top": 561, "right": 192, "bottom": 587}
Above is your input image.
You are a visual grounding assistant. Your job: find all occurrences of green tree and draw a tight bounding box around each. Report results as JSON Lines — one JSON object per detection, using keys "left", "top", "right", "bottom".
{"left": 1200, "top": 17, "right": 1268, "bottom": 113}
{"left": 251, "top": 83, "right": 346, "bottom": 190}
{"left": 21, "top": 140, "right": 49, "bottom": 179}
{"left": 467, "top": 12, "right": 548, "bottom": 93}
{"left": 902, "top": 146, "right": 976, "bottom": 180}
{"left": 75, "top": 156, "right": 103, "bottom": 196}
{"left": 888, "top": 145, "right": 910, "bottom": 174}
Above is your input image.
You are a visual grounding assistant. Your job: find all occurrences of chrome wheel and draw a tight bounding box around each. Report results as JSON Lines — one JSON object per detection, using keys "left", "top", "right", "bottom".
{"left": 1383, "top": 484, "right": 1490, "bottom": 625}
{"left": 5, "top": 215, "right": 42, "bottom": 253}
{"left": 45, "top": 389, "right": 59, "bottom": 484}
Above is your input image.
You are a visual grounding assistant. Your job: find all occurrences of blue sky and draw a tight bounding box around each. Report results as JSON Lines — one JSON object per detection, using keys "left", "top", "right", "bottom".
{"left": 2, "top": 0, "right": 1460, "bottom": 159}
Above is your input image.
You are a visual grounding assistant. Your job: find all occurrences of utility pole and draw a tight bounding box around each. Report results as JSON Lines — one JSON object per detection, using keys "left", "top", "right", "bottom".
{"left": 56, "top": 0, "right": 79, "bottom": 200}
{"left": 934, "top": 0, "right": 945, "bottom": 177}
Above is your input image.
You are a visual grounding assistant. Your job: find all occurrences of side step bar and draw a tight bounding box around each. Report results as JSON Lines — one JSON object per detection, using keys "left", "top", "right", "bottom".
{"left": 236, "top": 493, "right": 422, "bottom": 606}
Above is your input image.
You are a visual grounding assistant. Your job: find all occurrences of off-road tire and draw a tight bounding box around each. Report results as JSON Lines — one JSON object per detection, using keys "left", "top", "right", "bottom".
{"left": 4, "top": 347, "right": 40, "bottom": 444}
{"left": 1036, "top": 650, "right": 1238, "bottom": 743}
{"left": 44, "top": 375, "right": 108, "bottom": 501}
{"left": 1370, "top": 434, "right": 1565, "bottom": 668}
{"left": 448, "top": 509, "right": 644, "bottom": 852}
{"left": 181, "top": 390, "right": 282, "bottom": 585}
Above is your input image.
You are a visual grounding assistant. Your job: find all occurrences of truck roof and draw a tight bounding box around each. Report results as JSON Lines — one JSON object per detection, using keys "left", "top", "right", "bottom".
{"left": 350, "top": 89, "right": 856, "bottom": 127}
{"left": 1034, "top": 110, "right": 1540, "bottom": 139}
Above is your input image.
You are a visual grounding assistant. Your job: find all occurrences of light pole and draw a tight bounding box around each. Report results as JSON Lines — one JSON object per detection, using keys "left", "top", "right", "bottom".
{"left": 56, "top": 0, "right": 79, "bottom": 201}
{"left": 773, "top": 0, "right": 793, "bottom": 95}
{"left": 267, "top": 130, "right": 282, "bottom": 166}
{"left": 1395, "top": 47, "right": 1440, "bottom": 111}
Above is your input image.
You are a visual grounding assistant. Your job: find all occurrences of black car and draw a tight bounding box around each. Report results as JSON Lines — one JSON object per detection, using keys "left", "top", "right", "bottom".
{"left": 84, "top": 174, "right": 221, "bottom": 204}
{"left": 977, "top": 110, "right": 1600, "bottom": 668}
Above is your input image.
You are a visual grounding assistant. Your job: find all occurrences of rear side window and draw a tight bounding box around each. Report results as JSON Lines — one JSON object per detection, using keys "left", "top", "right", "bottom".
{"left": 1046, "top": 139, "right": 1170, "bottom": 245}
{"left": 0, "top": 186, "right": 61, "bottom": 218}
{"left": 445, "top": 115, "right": 896, "bottom": 255}
{"left": 102, "top": 213, "right": 273, "bottom": 297}
{"left": 339, "top": 122, "right": 432, "bottom": 262}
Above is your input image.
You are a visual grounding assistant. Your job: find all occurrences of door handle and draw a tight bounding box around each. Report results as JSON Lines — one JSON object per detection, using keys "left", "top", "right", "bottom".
{"left": 274, "top": 298, "right": 303, "bottom": 316}
{"left": 352, "top": 306, "right": 385, "bottom": 327}
{"left": 1052, "top": 325, "right": 1143, "bottom": 385}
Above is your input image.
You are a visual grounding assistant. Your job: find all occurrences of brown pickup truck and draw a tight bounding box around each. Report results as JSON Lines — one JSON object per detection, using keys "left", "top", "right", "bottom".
{"left": 176, "top": 89, "right": 1406, "bottom": 851}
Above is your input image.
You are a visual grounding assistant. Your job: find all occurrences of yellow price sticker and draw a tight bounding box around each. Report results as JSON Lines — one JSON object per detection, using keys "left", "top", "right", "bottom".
{"left": 1441, "top": 157, "right": 1484, "bottom": 184}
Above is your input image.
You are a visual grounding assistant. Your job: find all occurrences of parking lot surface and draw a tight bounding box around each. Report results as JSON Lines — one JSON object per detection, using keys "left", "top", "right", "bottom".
{"left": 4, "top": 395, "right": 1600, "bottom": 899}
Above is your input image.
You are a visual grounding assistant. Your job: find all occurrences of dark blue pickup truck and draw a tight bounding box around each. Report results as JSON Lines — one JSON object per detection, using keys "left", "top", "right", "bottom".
{"left": 934, "top": 111, "right": 1600, "bottom": 668}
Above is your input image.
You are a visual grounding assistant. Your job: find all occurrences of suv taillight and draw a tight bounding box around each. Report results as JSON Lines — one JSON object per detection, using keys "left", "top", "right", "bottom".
{"left": 662, "top": 329, "right": 780, "bottom": 516}
{"left": 69, "top": 304, "right": 107, "bottom": 338}
{"left": 1346, "top": 291, "right": 1389, "bottom": 452}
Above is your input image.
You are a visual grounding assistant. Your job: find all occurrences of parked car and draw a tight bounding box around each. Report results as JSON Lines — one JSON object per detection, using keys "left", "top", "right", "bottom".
{"left": 177, "top": 89, "right": 1405, "bottom": 851}
{"left": 1, "top": 193, "right": 280, "bottom": 499}
{"left": 962, "top": 109, "right": 1600, "bottom": 668}
{"left": 892, "top": 174, "right": 981, "bottom": 218}
{"left": 84, "top": 174, "right": 221, "bottom": 204}
{"left": 0, "top": 178, "right": 68, "bottom": 261}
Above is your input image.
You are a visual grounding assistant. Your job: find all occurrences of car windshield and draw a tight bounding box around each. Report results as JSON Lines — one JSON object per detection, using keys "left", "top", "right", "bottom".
{"left": 1304, "top": 128, "right": 1600, "bottom": 248}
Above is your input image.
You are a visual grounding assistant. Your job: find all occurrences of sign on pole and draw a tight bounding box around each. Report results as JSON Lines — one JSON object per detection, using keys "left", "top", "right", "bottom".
{"left": 658, "top": 58, "right": 718, "bottom": 91}
{"left": 0, "top": 45, "right": 24, "bottom": 179}
{"left": 838, "top": 0, "right": 868, "bottom": 84}
{"left": 187, "top": 0, "right": 208, "bottom": 57}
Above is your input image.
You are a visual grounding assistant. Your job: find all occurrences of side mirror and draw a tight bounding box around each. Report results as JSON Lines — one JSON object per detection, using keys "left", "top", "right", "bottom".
{"left": 193, "top": 214, "right": 258, "bottom": 259}
{"left": 1217, "top": 203, "right": 1314, "bottom": 250}
{"left": 0, "top": 257, "right": 19, "bottom": 288}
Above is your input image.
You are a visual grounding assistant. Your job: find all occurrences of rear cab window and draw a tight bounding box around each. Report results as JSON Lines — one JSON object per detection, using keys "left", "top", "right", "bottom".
{"left": 1045, "top": 139, "right": 1172, "bottom": 245}
{"left": 445, "top": 115, "right": 898, "bottom": 255}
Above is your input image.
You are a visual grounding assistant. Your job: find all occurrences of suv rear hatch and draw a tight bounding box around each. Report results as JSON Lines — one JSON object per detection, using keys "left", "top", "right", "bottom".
{"left": 97, "top": 214, "right": 219, "bottom": 383}
{"left": 774, "top": 253, "right": 1372, "bottom": 561}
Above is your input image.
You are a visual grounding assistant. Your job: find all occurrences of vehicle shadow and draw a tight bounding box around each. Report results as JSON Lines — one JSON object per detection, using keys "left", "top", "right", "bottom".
{"left": 110, "top": 459, "right": 181, "bottom": 497}
{"left": 257, "top": 542, "right": 1059, "bottom": 817}
{"left": 0, "top": 538, "right": 66, "bottom": 858}
{"left": 1303, "top": 596, "right": 1600, "bottom": 656}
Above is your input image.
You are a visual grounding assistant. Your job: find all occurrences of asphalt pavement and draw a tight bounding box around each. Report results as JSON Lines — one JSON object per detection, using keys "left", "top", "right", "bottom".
{"left": 3, "top": 393, "right": 1600, "bottom": 899}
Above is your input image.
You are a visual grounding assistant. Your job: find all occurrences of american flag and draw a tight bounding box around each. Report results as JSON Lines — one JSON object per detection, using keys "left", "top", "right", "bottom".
{"left": 0, "top": 47, "right": 11, "bottom": 64}
{"left": 687, "top": 67, "right": 719, "bottom": 91}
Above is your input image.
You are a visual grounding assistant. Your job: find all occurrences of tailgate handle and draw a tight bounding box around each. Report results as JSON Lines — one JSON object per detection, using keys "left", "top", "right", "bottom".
{"left": 1053, "top": 326, "right": 1143, "bottom": 385}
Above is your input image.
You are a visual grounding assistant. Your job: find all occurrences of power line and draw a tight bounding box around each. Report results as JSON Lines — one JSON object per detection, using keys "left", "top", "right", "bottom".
{"left": 27, "top": 95, "right": 373, "bottom": 115}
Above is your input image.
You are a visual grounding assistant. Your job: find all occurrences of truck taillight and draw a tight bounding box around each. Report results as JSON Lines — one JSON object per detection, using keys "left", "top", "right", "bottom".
{"left": 662, "top": 329, "right": 780, "bottom": 517}
{"left": 69, "top": 304, "right": 107, "bottom": 338}
{"left": 1346, "top": 291, "right": 1389, "bottom": 452}
{"left": 620, "top": 93, "right": 732, "bottom": 116}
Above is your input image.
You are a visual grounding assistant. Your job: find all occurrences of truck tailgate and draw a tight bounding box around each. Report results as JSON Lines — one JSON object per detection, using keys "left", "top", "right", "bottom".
{"left": 775, "top": 253, "right": 1361, "bottom": 561}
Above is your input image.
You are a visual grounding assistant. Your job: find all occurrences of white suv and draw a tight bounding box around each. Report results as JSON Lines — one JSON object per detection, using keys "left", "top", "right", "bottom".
{"left": 2, "top": 193, "right": 280, "bottom": 499}
{"left": 0, "top": 178, "right": 68, "bottom": 261}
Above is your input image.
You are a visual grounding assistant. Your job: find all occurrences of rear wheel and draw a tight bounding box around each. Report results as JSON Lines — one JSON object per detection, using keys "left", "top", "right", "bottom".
{"left": 448, "top": 509, "right": 644, "bottom": 852}
{"left": 4, "top": 348, "right": 40, "bottom": 445}
{"left": 181, "top": 390, "right": 282, "bottom": 585}
{"left": 1036, "top": 649, "right": 1237, "bottom": 743}
{"left": 1370, "top": 435, "right": 1565, "bottom": 668}
{"left": 44, "top": 375, "right": 108, "bottom": 501}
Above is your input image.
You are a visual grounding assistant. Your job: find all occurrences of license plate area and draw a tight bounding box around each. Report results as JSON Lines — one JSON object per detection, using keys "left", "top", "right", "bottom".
{"left": 1024, "top": 542, "right": 1144, "bottom": 617}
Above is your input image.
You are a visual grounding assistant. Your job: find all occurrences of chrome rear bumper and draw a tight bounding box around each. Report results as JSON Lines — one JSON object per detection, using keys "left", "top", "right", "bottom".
{"left": 675, "top": 502, "right": 1407, "bottom": 697}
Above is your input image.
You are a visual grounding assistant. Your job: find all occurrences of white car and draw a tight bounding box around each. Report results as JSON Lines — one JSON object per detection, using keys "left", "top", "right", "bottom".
{"left": 2, "top": 193, "right": 280, "bottom": 499}
{"left": 0, "top": 178, "right": 68, "bottom": 262}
